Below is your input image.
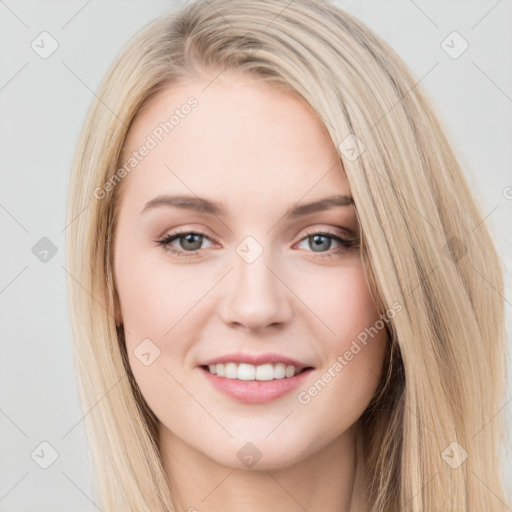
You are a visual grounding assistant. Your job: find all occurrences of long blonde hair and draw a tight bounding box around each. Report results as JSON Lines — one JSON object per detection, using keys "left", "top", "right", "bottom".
{"left": 66, "top": 1, "right": 510, "bottom": 510}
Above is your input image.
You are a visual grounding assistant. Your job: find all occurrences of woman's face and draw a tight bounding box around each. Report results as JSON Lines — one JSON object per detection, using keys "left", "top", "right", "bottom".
{"left": 113, "top": 71, "right": 388, "bottom": 470}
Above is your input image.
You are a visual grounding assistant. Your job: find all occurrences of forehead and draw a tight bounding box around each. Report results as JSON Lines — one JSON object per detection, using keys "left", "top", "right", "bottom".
{"left": 118, "top": 71, "right": 350, "bottom": 210}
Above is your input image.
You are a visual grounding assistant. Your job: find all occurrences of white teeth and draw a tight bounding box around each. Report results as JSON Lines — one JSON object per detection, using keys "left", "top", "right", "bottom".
{"left": 205, "top": 362, "right": 302, "bottom": 380}
{"left": 274, "top": 363, "right": 286, "bottom": 379}
{"left": 216, "top": 363, "right": 225, "bottom": 377}
{"left": 225, "top": 362, "right": 237, "bottom": 379}
{"left": 285, "top": 365, "right": 295, "bottom": 378}
{"left": 238, "top": 363, "right": 256, "bottom": 381}
{"left": 256, "top": 363, "right": 275, "bottom": 381}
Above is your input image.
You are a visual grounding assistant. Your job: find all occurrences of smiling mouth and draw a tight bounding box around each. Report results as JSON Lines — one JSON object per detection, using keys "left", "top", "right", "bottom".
{"left": 200, "top": 362, "right": 314, "bottom": 381}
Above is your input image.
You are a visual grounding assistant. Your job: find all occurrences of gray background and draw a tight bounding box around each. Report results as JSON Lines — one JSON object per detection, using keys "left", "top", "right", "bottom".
{"left": 1, "top": 1, "right": 511, "bottom": 510}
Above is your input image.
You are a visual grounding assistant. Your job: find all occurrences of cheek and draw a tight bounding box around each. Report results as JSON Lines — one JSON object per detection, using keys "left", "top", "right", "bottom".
{"left": 115, "top": 249, "right": 202, "bottom": 426}
{"left": 114, "top": 243, "right": 210, "bottom": 340}
{"left": 294, "top": 263, "right": 388, "bottom": 407}
{"left": 296, "top": 262, "right": 382, "bottom": 347}
{"left": 114, "top": 243, "right": 219, "bottom": 406}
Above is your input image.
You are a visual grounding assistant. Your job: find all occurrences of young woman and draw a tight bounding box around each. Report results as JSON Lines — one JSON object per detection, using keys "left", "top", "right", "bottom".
{"left": 66, "top": 1, "right": 510, "bottom": 510}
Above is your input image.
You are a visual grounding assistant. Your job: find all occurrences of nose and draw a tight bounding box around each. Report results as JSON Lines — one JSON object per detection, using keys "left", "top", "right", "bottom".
{"left": 218, "top": 247, "right": 293, "bottom": 331}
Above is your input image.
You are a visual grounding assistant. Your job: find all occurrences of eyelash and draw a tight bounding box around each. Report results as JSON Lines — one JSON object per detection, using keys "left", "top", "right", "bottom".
{"left": 155, "top": 228, "right": 359, "bottom": 260}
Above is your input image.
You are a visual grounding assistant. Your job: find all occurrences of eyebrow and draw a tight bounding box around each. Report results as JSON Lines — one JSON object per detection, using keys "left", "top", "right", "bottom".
{"left": 141, "top": 193, "right": 354, "bottom": 219}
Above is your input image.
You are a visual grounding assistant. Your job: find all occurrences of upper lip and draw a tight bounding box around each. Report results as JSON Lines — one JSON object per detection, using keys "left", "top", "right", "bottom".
{"left": 198, "top": 352, "right": 313, "bottom": 371}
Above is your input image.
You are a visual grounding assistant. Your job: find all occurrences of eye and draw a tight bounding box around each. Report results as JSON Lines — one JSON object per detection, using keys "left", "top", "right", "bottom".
{"left": 156, "top": 231, "right": 215, "bottom": 258}
{"left": 295, "top": 229, "right": 359, "bottom": 257}
{"left": 156, "top": 228, "right": 359, "bottom": 260}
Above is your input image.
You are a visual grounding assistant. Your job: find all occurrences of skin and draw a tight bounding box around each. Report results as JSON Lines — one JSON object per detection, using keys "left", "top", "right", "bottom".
{"left": 113, "top": 70, "right": 388, "bottom": 512}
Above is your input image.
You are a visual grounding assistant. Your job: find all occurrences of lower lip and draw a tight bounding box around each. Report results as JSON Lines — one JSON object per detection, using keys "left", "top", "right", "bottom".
{"left": 200, "top": 367, "right": 313, "bottom": 404}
